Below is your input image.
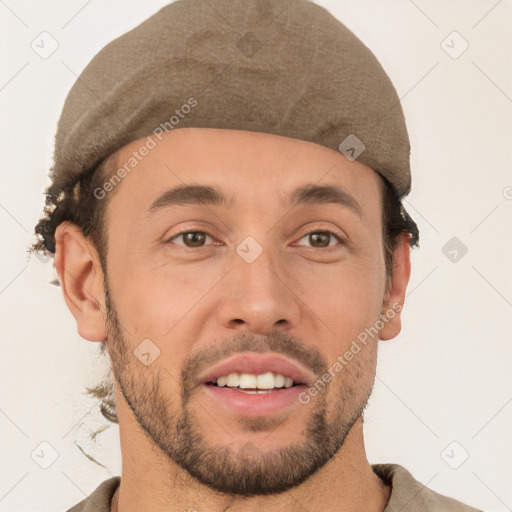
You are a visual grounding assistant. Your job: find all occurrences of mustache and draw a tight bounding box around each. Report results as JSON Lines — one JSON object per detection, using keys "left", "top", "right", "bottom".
{"left": 180, "top": 330, "right": 328, "bottom": 394}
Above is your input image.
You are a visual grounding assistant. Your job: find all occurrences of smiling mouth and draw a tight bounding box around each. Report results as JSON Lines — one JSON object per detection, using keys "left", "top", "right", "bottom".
{"left": 205, "top": 371, "right": 301, "bottom": 394}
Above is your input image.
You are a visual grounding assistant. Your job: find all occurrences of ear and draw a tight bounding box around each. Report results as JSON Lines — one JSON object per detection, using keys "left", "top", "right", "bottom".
{"left": 379, "top": 232, "right": 412, "bottom": 341}
{"left": 54, "top": 221, "right": 107, "bottom": 342}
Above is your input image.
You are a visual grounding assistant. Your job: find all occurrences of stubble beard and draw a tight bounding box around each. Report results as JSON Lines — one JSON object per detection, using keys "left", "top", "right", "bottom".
{"left": 104, "top": 287, "right": 374, "bottom": 497}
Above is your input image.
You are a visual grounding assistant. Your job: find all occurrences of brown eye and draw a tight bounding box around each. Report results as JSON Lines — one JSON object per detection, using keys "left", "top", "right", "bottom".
{"left": 309, "top": 232, "right": 331, "bottom": 248}
{"left": 295, "top": 230, "right": 343, "bottom": 249}
{"left": 168, "top": 231, "right": 212, "bottom": 248}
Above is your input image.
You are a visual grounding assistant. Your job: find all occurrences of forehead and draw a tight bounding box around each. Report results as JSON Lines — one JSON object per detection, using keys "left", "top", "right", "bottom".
{"left": 105, "top": 127, "right": 382, "bottom": 215}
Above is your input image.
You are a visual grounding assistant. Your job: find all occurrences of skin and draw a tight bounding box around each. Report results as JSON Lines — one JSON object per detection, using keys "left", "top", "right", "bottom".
{"left": 54, "top": 127, "right": 411, "bottom": 512}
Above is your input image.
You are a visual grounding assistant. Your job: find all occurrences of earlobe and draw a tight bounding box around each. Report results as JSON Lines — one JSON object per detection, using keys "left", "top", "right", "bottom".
{"left": 379, "top": 233, "right": 412, "bottom": 341}
{"left": 54, "top": 222, "right": 107, "bottom": 342}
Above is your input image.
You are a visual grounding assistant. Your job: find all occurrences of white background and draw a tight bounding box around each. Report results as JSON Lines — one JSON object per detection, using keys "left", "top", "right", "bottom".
{"left": 1, "top": 1, "right": 511, "bottom": 511}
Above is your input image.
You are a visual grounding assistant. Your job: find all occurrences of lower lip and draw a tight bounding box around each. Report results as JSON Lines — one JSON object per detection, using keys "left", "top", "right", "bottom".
{"left": 202, "top": 384, "right": 306, "bottom": 417}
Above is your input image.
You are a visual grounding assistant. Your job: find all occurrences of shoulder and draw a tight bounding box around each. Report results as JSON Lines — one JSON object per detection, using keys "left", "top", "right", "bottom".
{"left": 372, "top": 463, "right": 483, "bottom": 512}
{"left": 66, "top": 476, "right": 120, "bottom": 512}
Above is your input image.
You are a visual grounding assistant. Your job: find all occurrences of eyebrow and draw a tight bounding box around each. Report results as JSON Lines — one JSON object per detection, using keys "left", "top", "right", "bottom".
{"left": 145, "top": 183, "right": 363, "bottom": 218}
{"left": 284, "top": 184, "right": 364, "bottom": 218}
{"left": 146, "top": 184, "right": 233, "bottom": 215}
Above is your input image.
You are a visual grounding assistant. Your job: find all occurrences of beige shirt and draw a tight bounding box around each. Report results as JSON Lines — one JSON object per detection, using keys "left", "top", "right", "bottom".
{"left": 67, "top": 463, "right": 482, "bottom": 511}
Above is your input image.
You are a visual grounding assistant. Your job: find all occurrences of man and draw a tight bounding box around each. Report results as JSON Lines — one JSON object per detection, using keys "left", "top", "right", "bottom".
{"left": 30, "top": 0, "right": 482, "bottom": 510}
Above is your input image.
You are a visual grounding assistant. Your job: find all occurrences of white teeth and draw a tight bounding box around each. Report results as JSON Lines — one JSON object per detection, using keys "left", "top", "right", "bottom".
{"left": 215, "top": 371, "right": 295, "bottom": 389}
{"left": 239, "top": 373, "right": 257, "bottom": 389}
{"left": 226, "top": 373, "right": 240, "bottom": 387}
{"left": 274, "top": 373, "right": 285, "bottom": 388}
{"left": 256, "top": 372, "right": 275, "bottom": 389}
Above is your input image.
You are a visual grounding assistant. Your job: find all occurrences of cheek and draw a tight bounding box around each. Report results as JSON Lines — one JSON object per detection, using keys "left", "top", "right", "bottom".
{"left": 294, "top": 252, "right": 385, "bottom": 330}
{"left": 289, "top": 257, "right": 386, "bottom": 391}
{"left": 107, "top": 248, "right": 224, "bottom": 348}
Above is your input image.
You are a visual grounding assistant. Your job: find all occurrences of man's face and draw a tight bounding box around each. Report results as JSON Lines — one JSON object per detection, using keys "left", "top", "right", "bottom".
{"left": 102, "top": 127, "right": 391, "bottom": 495}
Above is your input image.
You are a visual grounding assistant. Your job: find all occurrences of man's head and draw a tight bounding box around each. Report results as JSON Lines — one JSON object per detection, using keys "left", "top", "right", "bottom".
{"left": 33, "top": 127, "right": 415, "bottom": 495}
{"left": 28, "top": 0, "right": 419, "bottom": 498}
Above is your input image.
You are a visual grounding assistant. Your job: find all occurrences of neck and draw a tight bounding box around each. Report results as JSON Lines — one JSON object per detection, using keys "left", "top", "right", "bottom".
{"left": 112, "top": 416, "right": 390, "bottom": 512}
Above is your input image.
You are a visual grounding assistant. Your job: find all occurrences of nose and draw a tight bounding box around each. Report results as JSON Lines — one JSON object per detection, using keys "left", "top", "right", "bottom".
{"left": 216, "top": 248, "right": 301, "bottom": 334}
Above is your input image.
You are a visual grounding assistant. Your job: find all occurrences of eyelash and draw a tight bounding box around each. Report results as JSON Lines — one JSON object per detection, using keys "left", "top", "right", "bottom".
{"left": 166, "top": 227, "right": 344, "bottom": 251}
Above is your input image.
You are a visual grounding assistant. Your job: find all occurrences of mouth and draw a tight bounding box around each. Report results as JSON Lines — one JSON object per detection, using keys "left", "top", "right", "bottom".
{"left": 205, "top": 371, "right": 300, "bottom": 393}
{"left": 198, "top": 353, "right": 312, "bottom": 416}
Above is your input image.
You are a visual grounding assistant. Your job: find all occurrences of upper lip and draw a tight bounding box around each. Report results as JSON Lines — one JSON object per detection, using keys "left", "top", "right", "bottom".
{"left": 198, "top": 353, "right": 314, "bottom": 386}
